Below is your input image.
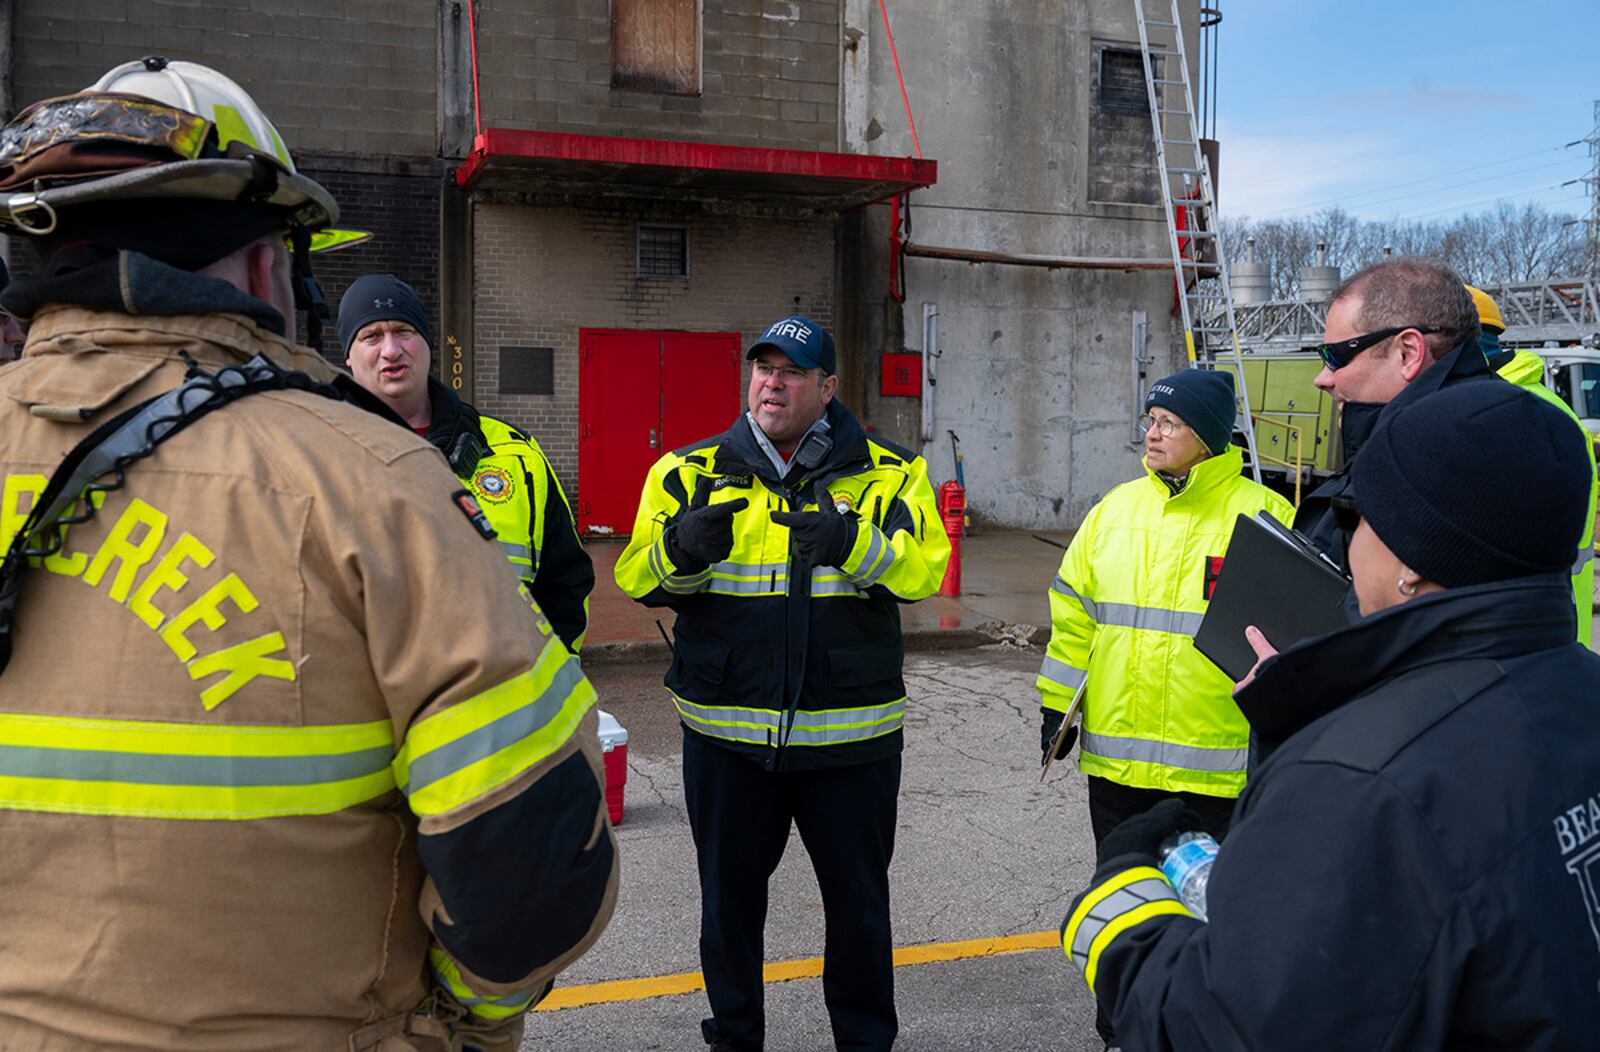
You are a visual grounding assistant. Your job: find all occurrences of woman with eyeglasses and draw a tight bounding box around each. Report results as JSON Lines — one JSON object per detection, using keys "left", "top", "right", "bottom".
{"left": 1036, "top": 368, "right": 1291, "bottom": 1050}
{"left": 1062, "top": 380, "right": 1600, "bottom": 1051}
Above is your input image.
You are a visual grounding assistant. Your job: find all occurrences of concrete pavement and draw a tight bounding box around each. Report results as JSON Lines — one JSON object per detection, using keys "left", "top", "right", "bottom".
{"left": 584, "top": 530, "right": 1074, "bottom": 663}
{"left": 526, "top": 647, "right": 1101, "bottom": 1051}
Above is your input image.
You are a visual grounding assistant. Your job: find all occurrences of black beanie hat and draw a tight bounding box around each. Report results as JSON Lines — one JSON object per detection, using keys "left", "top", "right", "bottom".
{"left": 1145, "top": 369, "right": 1237, "bottom": 455}
{"left": 1353, "top": 382, "right": 1591, "bottom": 588}
{"left": 337, "top": 274, "right": 433, "bottom": 358}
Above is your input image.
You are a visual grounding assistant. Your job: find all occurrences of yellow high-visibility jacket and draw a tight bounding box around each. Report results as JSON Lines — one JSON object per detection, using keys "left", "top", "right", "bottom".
{"left": 422, "top": 378, "right": 594, "bottom": 653}
{"left": 1038, "top": 446, "right": 1293, "bottom": 797}
{"left": 1495, "top": 349, "right": 1596, "bottom": 647}
{"left": 615, "top": 402, "right": 949, "bottom": 770}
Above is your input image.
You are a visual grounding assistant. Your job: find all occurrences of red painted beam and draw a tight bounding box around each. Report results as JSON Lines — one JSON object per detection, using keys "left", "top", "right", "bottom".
{"left": 455, "top": 128, "right": 936, "bottom": 192}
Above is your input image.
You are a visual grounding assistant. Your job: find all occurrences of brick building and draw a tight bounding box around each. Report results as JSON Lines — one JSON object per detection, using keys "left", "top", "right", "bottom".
{"left": 3, "top": 0, "right": 1205, "bottom": 532}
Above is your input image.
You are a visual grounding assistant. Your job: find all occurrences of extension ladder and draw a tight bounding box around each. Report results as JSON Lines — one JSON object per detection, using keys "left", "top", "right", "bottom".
{"left": 1133, "top": 0, "right": 1262, "bottom": 483}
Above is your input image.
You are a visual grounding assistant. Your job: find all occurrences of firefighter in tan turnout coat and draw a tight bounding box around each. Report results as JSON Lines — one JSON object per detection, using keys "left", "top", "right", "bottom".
{"left": 0, "top": 59, "right": 616, "bottom": 1050}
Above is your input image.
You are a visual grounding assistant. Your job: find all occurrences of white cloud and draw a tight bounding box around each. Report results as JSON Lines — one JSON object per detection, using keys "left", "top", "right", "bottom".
{"left": 1213, "top": 120, "right": 1392, "bottom": 219}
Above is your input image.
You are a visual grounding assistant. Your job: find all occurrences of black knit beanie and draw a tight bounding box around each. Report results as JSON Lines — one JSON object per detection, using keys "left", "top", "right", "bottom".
{"left": 1353, "top": 381, "right": 1591, "bottom": 587}
{"left": 337, "top": 274, "right": 433, "bottom": 358}
{"left": 1145, "top": 369, "right": 1237, "bottom": 454}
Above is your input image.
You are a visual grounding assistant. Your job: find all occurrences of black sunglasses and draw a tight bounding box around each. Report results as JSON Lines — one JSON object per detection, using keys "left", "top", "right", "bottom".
{"left": 1316, "top": 325, "right": 1441, "bottom": 370}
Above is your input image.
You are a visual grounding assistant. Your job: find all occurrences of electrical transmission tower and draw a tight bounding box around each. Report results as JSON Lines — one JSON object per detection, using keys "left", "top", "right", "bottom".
{"left": 1585, "top": 100, "right": 1600, "bottom": 279}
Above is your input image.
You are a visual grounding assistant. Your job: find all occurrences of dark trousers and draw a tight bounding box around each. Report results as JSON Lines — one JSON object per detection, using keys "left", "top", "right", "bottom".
{"left": 683, "top": 728, "right": 901, "bottom": 1051}
{"left": 1087, "top": 775, "right": 1237, "bottom": 1045}
{"left": 1086, "top": 775, "right": 1237, "bottom": 845}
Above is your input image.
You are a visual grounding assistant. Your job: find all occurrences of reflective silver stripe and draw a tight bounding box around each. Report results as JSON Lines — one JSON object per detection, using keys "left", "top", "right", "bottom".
{"left": 812, "top": 575, "right": 864, "bottom": 597}
{"left": 863, "top": 543, "right": 897, "bottom": 586}
{"left": 651, "top": 539, "right": 709, "bottom": 594}
{"left": 706, "top": 576, "right": 786, "bottom": 596}
{"left": 404, "top": 659, "right": 587, "bottom": 795}
{"left": 673, "top": 696, "right": 905, "bottom": 746}
{"left": 647, "top": 539, "right": 669, "bottom": 584}
{"left": 0, "top": 741, "right": 394, "bottom": 787}
{"left": 710, "top": 560, "right": 789, "bottom": 578}
{"left": 1050, "top": 577, "right": 1099, "bottom": 621}
{"left": 844, "top": 524, "right": 887, "bottom": 584}
{"left": 1080, "top": 730, "right": 1247, "bottom": 773}
{"left": 451, "top": 985, "right": 538, "bottom": 1009}
{"left": 500, "top": 541, "right": 533, "bottom": 565}
{"left": 1066, "top": 876, "right": 1177, "bottom": 972}
{"left": 1038, "top": 655, "right": 1087, "bottom": 690}
{"left": 1095, "top": 602, "right": 1204, "bottom": 636}
{"left": 1574, "top": 547, "right": 1595, "bottom": 575}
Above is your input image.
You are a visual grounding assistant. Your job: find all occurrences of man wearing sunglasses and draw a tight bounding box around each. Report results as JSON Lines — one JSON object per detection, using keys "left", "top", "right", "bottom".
{"left": 1294, "top": 258, "right": 1486, "bottom": 569}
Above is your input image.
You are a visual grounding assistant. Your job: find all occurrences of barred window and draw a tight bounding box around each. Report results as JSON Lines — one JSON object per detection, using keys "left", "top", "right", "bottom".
{"left": 637, "top": 225, "right": 689, "bottom": 278}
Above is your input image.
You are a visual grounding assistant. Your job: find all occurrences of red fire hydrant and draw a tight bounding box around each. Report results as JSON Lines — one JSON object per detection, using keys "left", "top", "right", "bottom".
{"left": 937, "top": 480, "right": 965, "bottom": 596}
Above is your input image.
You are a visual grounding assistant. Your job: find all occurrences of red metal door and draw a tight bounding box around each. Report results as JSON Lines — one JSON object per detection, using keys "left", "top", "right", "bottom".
{"left": 578, "top": 329, "right": 741, "bottom": 536}
{"left": 662, "top": 332, "right": 741, "bottom": 452}
{"left": 579, "top": 331, "right": 661, "bottom": 536}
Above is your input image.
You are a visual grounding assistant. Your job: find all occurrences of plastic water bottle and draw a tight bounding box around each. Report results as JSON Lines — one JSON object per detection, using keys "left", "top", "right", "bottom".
{"left": 1159, "top": 831, "right": 1219, "bottom": 921}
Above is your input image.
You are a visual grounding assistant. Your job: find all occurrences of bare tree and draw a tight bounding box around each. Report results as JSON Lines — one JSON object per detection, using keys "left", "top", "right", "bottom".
{"left": 1223, "top": 202, "right": 1586, "bottom": 295}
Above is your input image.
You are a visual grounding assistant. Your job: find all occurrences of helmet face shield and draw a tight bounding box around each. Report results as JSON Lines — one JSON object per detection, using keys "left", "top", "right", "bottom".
{"left": 0, "top": 56, "right": 342, "bottom": 349}
{"left": 0, "top": 93, "right": 213, "bottom": 182}
{"left": 0, "top": 58, "right": 337, "bottom": 237}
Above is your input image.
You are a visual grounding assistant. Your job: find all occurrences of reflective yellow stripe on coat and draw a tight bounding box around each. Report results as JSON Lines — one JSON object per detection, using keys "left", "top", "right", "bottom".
{"left": 671, "top": 692, "right": 906, "bottom": 748}
{"left": 1062, "top": 866, "right": 1193, "bottom": 996}
{"left": 0, "top": 713, "right": 395, "bottom": 820}
{"left": 429, "top": 948, "right": 544, "bottom": 1021}
{"left": 394, "top": 637, "right": 596, "bottom": 817}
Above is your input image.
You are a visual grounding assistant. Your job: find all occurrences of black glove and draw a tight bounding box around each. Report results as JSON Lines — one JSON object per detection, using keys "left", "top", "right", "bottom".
{"left": 1040, "top": 706, "right": 1078, "bottom": 765}
{"left": 1096, "top": 797, "right": 1203, "bottom": 868}
{"left": 771, "top": 489, "right": 857, "bottom": 567}
{"left": 666, "top": 490, "right": 748, "bottom": 571}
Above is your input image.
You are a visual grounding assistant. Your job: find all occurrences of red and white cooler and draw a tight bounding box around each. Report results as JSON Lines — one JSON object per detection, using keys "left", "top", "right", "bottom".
{"left": 597, "top": 709, "right": 628, "bottom": 825}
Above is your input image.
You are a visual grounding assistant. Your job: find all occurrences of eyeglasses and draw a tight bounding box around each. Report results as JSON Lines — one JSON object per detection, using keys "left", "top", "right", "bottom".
{"left": 1138, "top": 414, "right": 1188, "bottom": 438}
{"left": 1316, "top": 326, "right": 1441, "bottom": 370}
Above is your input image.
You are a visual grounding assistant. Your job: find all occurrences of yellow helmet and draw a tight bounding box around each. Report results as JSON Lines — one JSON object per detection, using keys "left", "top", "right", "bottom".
{"left": 1465, "top": 285, "right": 1505, "bottom": 335}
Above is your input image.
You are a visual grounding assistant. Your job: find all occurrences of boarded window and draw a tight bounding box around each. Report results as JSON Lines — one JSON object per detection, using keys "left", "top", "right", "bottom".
{"left": 500, "top": 346, "right": 555, "bottom": 396}
{"left": 612, "top": 0, "right": 701, "bottom": 95}
{"left": 637, "top": 225, "right": 688, "bottom": 278}
{"left": 1099, "top": 49, "right": 1153, "bottom": 116}
{"left": 1088, "top": 45, "right": 1160, "bottom": 206}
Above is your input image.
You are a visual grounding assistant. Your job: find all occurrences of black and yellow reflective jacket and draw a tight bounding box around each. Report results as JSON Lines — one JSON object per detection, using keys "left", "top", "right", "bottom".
{"left": 615, "top": 401, "right": 949, "bottom": 771}
{"left": 425, "top": 379, "right": 594, "bottom": 652}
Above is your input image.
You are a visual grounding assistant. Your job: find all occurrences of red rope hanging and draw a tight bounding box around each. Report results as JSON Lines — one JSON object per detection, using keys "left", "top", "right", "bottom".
{"left": 877, "top": 0, "right": 922, "bottom": 160}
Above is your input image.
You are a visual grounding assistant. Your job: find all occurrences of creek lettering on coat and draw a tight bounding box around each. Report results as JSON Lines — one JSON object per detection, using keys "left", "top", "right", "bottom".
{"left": 2, "top": 474, "right": 295, "bottom": 709}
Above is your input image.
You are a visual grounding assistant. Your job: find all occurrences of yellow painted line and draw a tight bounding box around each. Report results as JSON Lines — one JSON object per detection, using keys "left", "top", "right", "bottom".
{"left": 537, "top": 930, "right": 1059, "bottom": 1012}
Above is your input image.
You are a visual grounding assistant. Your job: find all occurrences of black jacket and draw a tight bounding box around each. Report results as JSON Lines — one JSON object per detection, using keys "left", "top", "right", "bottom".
{"left": 1093, "top": 576, "right": 1600, "bottom": 1050}
{"left": 617, "top": 400, "right": 947, "bottom": 771}
{"left": 1295, "top": 337, "right": 1496, "bottom": 567}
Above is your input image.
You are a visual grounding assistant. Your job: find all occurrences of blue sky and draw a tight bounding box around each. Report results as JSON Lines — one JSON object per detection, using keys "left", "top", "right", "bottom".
{"left": 1214, "top": 0, "right": 1598, "bottom": 222}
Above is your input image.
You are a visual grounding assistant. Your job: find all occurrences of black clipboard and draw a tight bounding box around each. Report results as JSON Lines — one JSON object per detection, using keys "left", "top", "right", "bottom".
{"left": 1192, "top": 512, "right": 1351, "bottom": 681}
